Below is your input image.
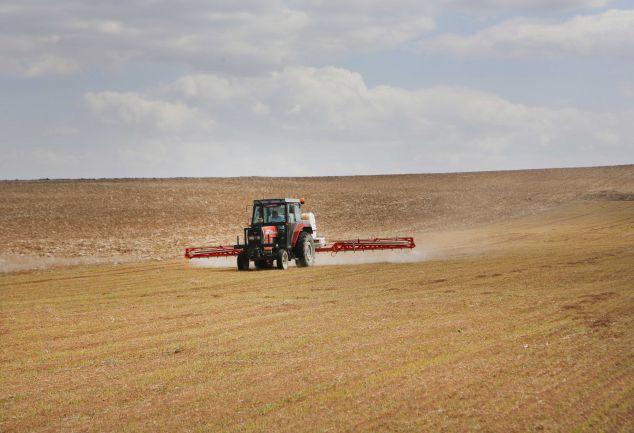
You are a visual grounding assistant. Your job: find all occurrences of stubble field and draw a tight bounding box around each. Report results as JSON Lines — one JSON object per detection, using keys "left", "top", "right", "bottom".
{"left": 1, "top": 165, "right": 633, "bottom": 432}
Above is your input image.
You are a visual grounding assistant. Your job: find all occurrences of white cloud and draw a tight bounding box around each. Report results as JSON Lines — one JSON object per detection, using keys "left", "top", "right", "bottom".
{"left": 172, "top": 74, "right": 248, "bottom": 102}
{"left": 2, "top": 1, "right": 632, "bottom": 178}
{"left": 25, "top": 55, "right": 79, "bottom": 77}
{"left": 94, "top": 20, "right": 128, "bottom": 35}
{"left": 84, "top": 91, "right": 214, "bottom": 133}
{"left": 4, "top": 1, "right": 627, "bottom": 78}
{"left": 424, "top": 9, "right": 634, "bottom": 57}
{"left": 82, "top": 66, "right": 633, "bottom": 174}
{"left": 0, "top": 0, "right": 435, "bottom": 77}
{"left": 446, "top": 0, "right": 613, "bottom": 14}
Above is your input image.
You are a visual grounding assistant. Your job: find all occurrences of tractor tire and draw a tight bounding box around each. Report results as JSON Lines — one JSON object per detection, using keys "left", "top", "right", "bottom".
{"left": 237, "top": 252, "right": 250, "bottom": 271}
{"left": 295, "top": 231, "right": 315, "bottom": 267}
{"left": 276, "top": 249, "right": 289, "bottom": 270}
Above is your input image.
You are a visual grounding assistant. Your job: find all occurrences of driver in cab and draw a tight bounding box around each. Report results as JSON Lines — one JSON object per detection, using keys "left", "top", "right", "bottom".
{"left": 269, "top": 209, "right": 285, "bottom": 223}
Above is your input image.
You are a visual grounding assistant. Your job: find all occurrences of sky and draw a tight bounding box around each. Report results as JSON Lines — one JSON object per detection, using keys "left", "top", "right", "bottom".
{"left": 1, "top": 0, "right": 633, "bottom": 179}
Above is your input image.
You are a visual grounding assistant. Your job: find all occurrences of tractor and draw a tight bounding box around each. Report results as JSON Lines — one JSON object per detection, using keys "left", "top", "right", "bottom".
{"left": 185, "top": 198, "right": 415, "bottom": 270}
{"left": 237, "top": 197, "right": 318, "bottom": 270}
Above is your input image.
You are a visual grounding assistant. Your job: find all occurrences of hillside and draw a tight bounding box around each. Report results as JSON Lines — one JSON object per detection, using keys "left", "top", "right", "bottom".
{"left": 1, "top": 165, "right": 632, "bottom": 266}
{"left": 1, "top": 200, "right": 632, "bottom": 432}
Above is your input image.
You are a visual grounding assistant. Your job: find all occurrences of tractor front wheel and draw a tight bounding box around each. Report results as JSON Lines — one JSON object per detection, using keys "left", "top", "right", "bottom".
{"left": 276, "top": 249, "right": 289, "bottom": 270}
{"left": 237, "top": 252, "right": 250, "bottom": 271}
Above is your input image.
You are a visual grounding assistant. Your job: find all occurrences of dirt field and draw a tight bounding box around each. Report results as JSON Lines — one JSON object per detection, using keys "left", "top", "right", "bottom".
{"left": 1, "top": 165, "right": 632, "bottom": 265}
{"left": 1, "top": 166, "right": 633, "bottom": 432}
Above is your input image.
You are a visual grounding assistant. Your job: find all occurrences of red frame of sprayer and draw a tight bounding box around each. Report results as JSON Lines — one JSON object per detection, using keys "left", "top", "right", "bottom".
{"left": 185, "top": 237, "right": 415, "bottom": 259}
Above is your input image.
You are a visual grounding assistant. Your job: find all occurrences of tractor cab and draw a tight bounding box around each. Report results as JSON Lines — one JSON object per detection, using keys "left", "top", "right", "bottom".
{"left": 251, "top": 199, "right": 302, "bottom": 225}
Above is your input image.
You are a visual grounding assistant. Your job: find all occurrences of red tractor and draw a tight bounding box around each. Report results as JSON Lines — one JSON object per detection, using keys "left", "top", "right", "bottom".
{"left": 185, "top": 198, "right": 415, "bottom": 270}
{"left": 237, "top": 197, "right": 317, "bottom": 270}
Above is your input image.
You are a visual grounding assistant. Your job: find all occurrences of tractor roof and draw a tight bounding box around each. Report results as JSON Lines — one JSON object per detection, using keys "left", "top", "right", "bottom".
{"left": 253, "top": 198, "right": 301, "bottom": 204}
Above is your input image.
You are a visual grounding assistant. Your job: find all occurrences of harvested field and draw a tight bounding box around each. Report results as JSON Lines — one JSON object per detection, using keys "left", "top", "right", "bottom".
{"left": 1, "top": 167, "right": 634, "bottom": 432}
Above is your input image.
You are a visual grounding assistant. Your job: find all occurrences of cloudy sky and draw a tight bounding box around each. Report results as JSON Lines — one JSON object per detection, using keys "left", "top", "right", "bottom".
{"left": 1, "top": 0, "right": 633, "bottom": 179}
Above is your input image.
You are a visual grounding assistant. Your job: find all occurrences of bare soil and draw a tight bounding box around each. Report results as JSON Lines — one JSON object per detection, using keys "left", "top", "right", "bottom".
{"left": 1, "top": 200, "right": 633, "bottom": 432}
{"left": 1, "top": 165, "right": 633, "bottom": 432}
{"left": 1, "top": 165, "right": 632, "bottom": 264}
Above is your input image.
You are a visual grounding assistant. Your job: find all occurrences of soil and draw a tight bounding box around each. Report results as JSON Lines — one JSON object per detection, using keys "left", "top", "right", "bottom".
{"left": 1, "top": 165, "right": 632, "bottom": 265}
{"left": 1, "top": 198, "right": 632, "bottom": 433}
{"left": 1, "top": 165, "right": 633, "bottom": 432}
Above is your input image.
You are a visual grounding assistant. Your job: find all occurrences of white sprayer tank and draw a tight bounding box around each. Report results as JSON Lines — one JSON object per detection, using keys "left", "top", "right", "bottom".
{"left": 302, "top": 212, "right": 326, "bottom": 247}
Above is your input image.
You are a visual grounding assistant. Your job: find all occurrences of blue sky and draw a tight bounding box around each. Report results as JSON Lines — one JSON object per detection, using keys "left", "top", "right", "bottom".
{"left": 1, "top": 0, "right": 632, "bottom": 179}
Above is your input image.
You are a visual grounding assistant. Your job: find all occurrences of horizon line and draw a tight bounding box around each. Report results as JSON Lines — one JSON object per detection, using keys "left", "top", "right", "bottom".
{"left": 1, "top": 163, "right": 632, "bottom": 182}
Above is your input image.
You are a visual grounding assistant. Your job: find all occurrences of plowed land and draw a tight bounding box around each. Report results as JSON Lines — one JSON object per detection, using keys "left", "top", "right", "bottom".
{"left": 1, "top": 165, "right": 632, "bottom": 263}
{"left": 1, "top": 166, "right": 633, "bottom": 432}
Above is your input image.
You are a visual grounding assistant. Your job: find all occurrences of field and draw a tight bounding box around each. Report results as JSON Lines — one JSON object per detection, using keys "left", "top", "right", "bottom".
{"left": 1, "top": 165, "right": 633, "bottom": 264}
{"left": 1, "top": 166, "right": 634, "bottom": 432}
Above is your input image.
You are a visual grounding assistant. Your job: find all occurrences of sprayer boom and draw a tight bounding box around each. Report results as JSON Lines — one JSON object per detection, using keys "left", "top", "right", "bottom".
{"left": 184, "top": 198, "right": 416, "bottom": 270}
{"left": 185, "top": 245, "right": 241, "bottom": 259}
{"left": 186, "top": 236, "right": 415, "bottom": 260}
{"left": 315, "top": 237, "right": 415, "bottom": 253}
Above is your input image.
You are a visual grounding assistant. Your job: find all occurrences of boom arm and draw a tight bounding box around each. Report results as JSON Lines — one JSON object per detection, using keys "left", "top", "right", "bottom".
{"left": 185, "top": 237, "right": 415, "bottom": 259}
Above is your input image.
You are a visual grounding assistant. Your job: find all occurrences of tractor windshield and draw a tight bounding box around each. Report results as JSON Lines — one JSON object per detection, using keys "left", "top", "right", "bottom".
{"left": 252, "top": 203, "right": 286, "bottom": 224}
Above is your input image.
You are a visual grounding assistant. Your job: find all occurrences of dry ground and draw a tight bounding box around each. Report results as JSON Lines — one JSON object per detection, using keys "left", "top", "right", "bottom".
{"left": 1, "top": 196, "right": 633, "bottom": 432}
{"left": 1, "top": 165, "right": 632, "bottom": 263}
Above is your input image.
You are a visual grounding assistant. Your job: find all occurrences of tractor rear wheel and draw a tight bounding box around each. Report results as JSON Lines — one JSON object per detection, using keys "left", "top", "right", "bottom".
{"left": 276, "top": 249, "right": 289, "bottom": 270}
{"left": 237, "top": 252, "right": 250, "bottom": 271}
{"left": 295, "top": 231, "right": 315, "bottom": 267}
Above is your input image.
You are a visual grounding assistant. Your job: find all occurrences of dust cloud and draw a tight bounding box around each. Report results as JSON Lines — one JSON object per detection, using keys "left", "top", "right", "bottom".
{"left": 314, "top": 249, "right": 427, "bottom": 266}
{"left": 190, "top": 257, "right": 237, "bottom": 269}
{"left": 0, "top": 254, "right": 135, "bottom": 273}
{"left": 189, "top": 249, "right": 428, "bottom": 269}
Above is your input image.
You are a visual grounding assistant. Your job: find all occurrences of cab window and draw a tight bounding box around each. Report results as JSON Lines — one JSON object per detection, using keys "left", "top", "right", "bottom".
{"left": 252, "top": 205, "right": 263, "bottom": 224}
{"left": 288, "top": 204, "right": 301, "bottom": 223}
{"left": 264, "top": 204, "right": 286, "bottom": 223}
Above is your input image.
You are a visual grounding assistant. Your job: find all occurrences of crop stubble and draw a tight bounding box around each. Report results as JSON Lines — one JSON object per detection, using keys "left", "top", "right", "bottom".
{"left": 1, "top": 191, "right": 633, "bottom": 432}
